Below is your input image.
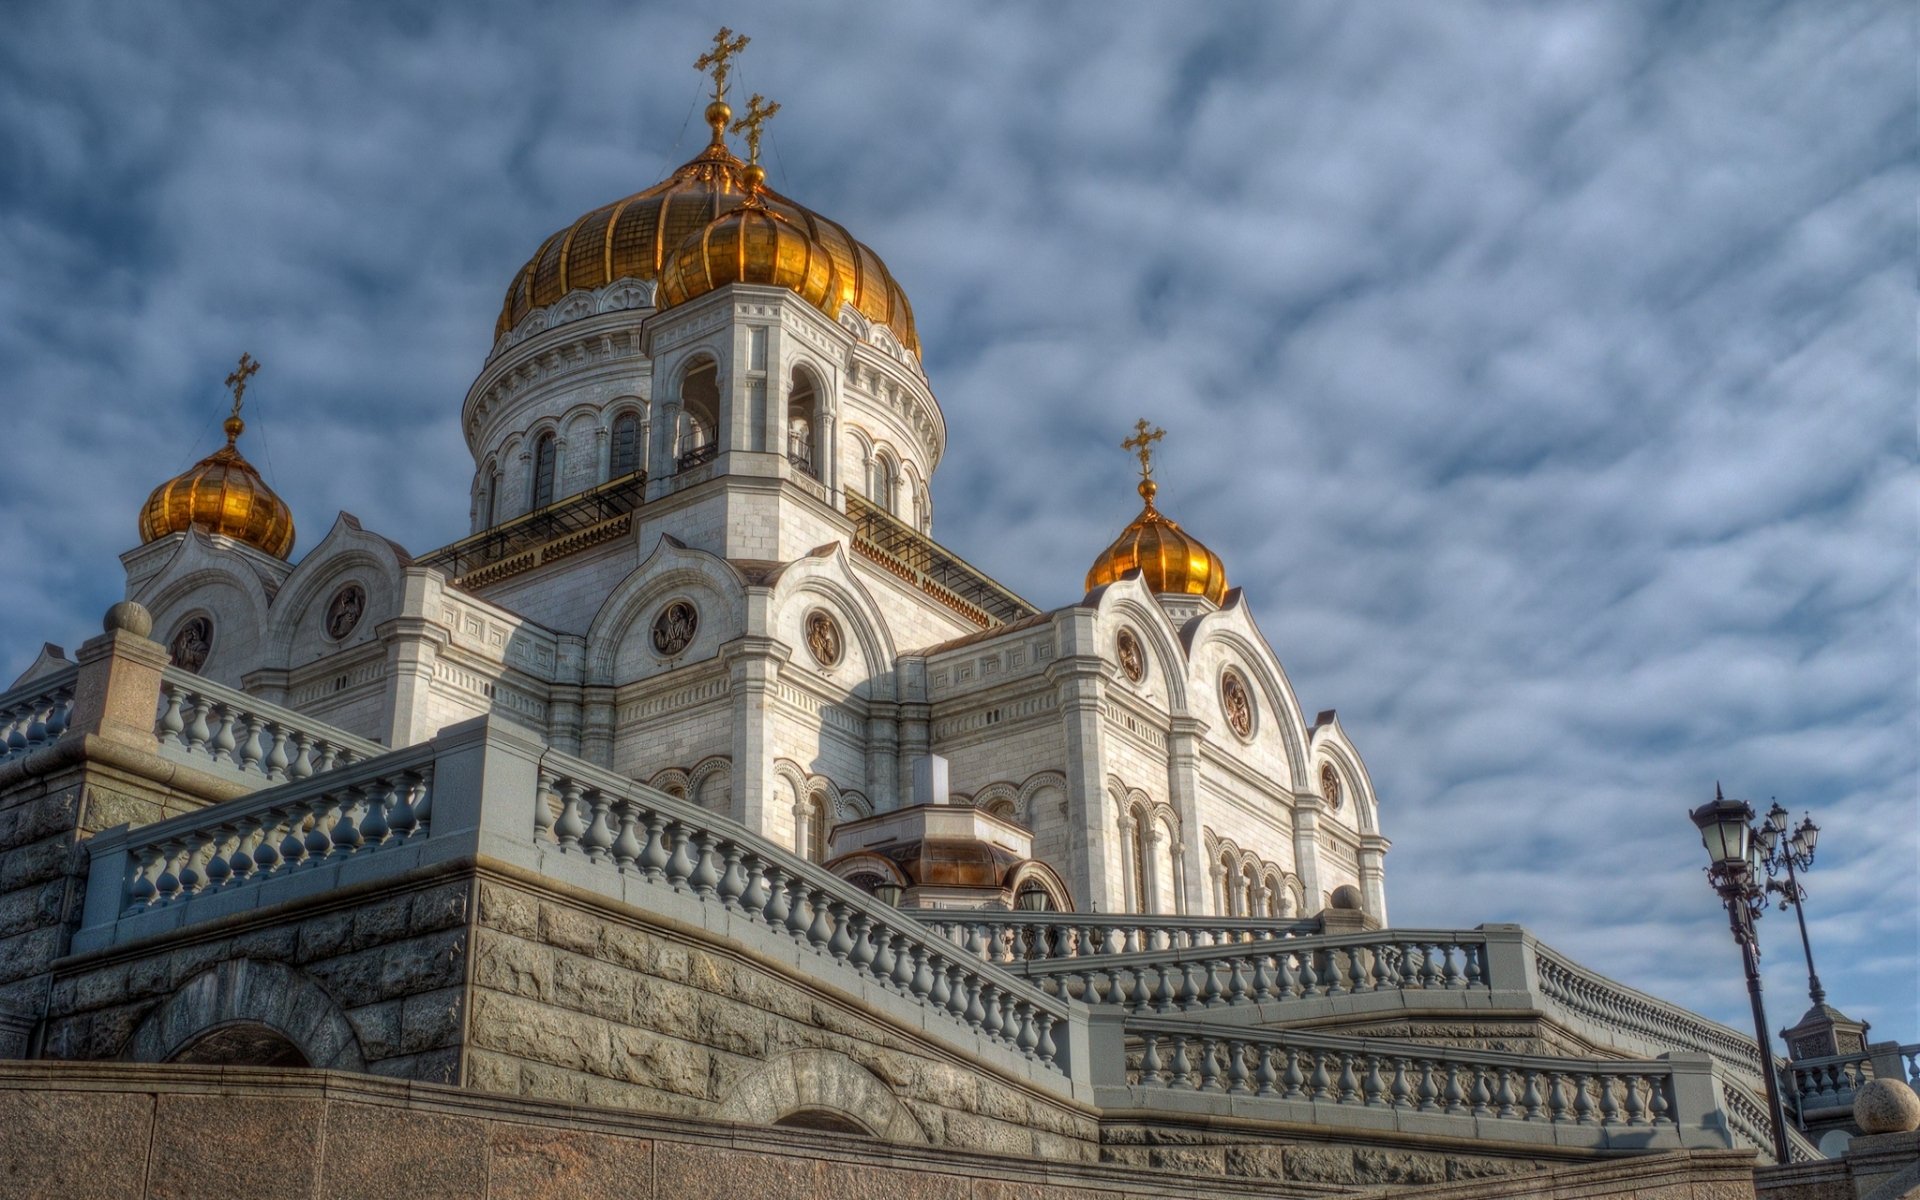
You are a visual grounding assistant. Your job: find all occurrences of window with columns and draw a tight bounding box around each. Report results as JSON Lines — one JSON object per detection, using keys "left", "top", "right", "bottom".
{"left": 787, "top": 368, "right": 820, "bottom": 477}
{"left": 531, "top": 433, "right": 557, "bottom": 509}
{"left": 609, "top": 411, "right": 642, "bottom": 478}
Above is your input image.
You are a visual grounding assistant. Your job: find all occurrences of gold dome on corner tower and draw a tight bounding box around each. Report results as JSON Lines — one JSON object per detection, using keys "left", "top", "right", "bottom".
{"left": 137, "top": 354, "right": 296, "bottom": 560}
{"left": 494, "top": 34, "right": 919, "bottom": 355}
{"left": 1085, "top": 421, "right": 1228, "bottom": 604}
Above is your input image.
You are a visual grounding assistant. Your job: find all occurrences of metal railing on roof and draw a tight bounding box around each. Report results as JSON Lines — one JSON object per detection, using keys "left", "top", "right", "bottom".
{"left": 847, "top": 493, "right": 1037, "bottom": 627}
{"left": 413, "top": 470, "right": 647, "bottom": 580}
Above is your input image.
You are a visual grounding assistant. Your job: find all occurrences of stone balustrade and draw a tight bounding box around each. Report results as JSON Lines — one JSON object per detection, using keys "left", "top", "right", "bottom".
{"left": 1112, "top": 1015, "right": 1714, "bottom": 1152}
{"left": 1534, "top": 945, "right": 1765, "bottom": 1083}
{"left": 915, "top": 913, "right": 1322, "bottom": 963}
{"left": 1719, "top": 1077, "right": 1820, "bottom": 1163}
{"left": 1016, "top": 929, "right": 1491, "bottom": 1012}
{"left": 0, "top": 666, "right": 79, "bottom": 767}
{"left": 96, "top": 742, "right": 438, "bottom": 921}
{"left": 536, "top": 761, "right": 1078, "bottom": 1077}
{"left": 153, "top": 668, "right": 384, "bottom": 784}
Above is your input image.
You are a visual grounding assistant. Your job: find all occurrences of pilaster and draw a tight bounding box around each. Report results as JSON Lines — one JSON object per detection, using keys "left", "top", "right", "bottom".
{"left": 1293, "top": 792, "right": 1326, "bottom": 913}
{"left": 724, "top": 634, "right": 790, "bottom": 835}
{"left": 1049, "top": 611, "right": 1114, "bottom": 912}
{"left": 1358, "top": 832, "right": 1391, "bottom": 924}
{"left": 378, "top": 615, "right": 450, "bottom": 749}
{"left": 1164, "top": 715, "right": 1208, "bottom": 915}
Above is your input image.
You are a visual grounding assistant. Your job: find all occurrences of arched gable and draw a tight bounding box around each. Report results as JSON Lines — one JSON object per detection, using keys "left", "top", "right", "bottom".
{"left": 1090, "top": 575, "right": 1190, "bottom": 711}
{"left": 1310, "top": 712, "right": 1381, "bottom": 836}
{"left": 765, "top": 543, "right": 897, "bottom": 689}
{"left": 261, "top": 513, "right": 408, "bottom": 666}
{"left": 133, "top": 530, "right": 278, "bottom": 685}
{"left": 1183, "top": 593, "right": 1312, "bottom": 787}
{"left": 585, "top": 535, "right": 748, "bottom": 684}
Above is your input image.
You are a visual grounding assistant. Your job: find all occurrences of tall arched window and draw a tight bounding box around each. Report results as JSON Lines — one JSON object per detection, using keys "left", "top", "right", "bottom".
{"left": 787, "top": 368, "right": 820, "bottom": 478}
{"left": 871, "top": 453, "right": 898, "bottom": 514}
{"left": 530, "top": 432, "right": 557, "bottom": 509}
{"left": 678, "top": 359, "right": 720, "bottom": 467}
{"left": 801, "top": 797, "right": 829, "bottom": 863}
{"left": 610, "top": 412, "right": 642, "bottom": 478}
{"left": 1219, "top": 853, "right": 1239, "bottom": 916}
{"left": 479, "top": 461, "right": 499, "bottom": 528}
{"left": 1129, "top": 816, "right": 1150, "bottom": 913}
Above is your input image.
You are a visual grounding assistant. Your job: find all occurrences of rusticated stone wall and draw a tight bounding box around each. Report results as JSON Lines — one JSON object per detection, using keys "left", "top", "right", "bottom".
{"left": 465, "top": 870, "right": 1100, "bottom": 1159}
{"left": 40, "top": 870, "right": 471, "bottom": 1080}
{"left": 0, "top": 1062, "right": 1765, "bottom": 1200}
{"left": 1099, "top": 1121, "right": 1569, "bottom": 1186}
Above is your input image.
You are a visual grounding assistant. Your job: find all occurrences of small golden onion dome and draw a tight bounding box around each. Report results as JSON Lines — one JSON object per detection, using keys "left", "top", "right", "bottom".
{"left": 655, "top": 196, "right": 843, "bottom": 316}
{"left": 137, "top": 413, "right": 295, "bottom": 559}
{"left": 494, "top": 105, "right": 918, "bottom": 354}
{"left": 1085, "top": 479, "right": 1227, "bottom": 603}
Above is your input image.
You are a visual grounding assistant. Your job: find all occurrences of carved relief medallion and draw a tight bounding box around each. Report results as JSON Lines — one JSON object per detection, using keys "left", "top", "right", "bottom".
{"left": 804, "top": 610, "right": 843, "bottom": 667}
{"left": 1116, "top": 628, "right": 1145, "bottom": 683}
{"left": 325, "top": 583, "right": 367, "bottom": 642}
{"left": 1320, "top": 763, "right": 1343, "bottom": 810}
{"left": 168, "top": 616, "right": 213, "bottom": 674}
{"left": 650, "top": 600, "right": 698, "bottom": 656}
{"left": 1220, "top": 670, "right": 1254, "bottom": 739}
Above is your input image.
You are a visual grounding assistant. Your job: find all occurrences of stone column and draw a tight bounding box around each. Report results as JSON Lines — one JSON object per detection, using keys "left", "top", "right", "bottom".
{"left": 1293, "top": 793, "right": 1326, "bottom": 914}
{"left": 724, "top": 636, "right": 789, "bottom": 835}
{"left": 818, "top": 410, "right": 838, "bottom": 503}
{"left": 895, "top": 701, "right": 930, "bottom": 807}
{"left": 68, "top": 602, "right": 169, "bottom": 750}
{"left": 647, "top": 400, "right": 681, "bottom": 500}
{"left": 1164, "top": 716, "right": 1209, "bottom": 916}
{"left": 1357, "top": 832, "right": 1391, "bottom": 924}
{"left": 1048, "top": 617, "right": 1113, "bottom": 911}
{"left": 579, "top": 686, "right": 616, "bottom": 768}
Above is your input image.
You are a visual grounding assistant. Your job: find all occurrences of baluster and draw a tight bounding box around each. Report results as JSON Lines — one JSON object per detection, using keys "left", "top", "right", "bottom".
{"left": 158, "top": 684, "right": 186, "bottom": 745}
{"left": 927, "top": 955, "right": 953, "bottom": 1009}
{"left": 1443, "top": 1063, "right": 1468, "bottom": 1113}
{"left": 804, "top": 887, "right": 834, "bottom": 949}
{"left": 891, "top": 934, "right": 918, "bottom": 993}
{"left": 1648, "top": 1075, "right": 1671, "bottom": 1125}
{"left": 1521, "top": 1069, "right": 1545, "bottom": 1120}
{"left": 763, "top": 865, "right": 795, "bottom": 931}
{"left": 1363, "top": 1055, "right": 1386, "bottom": 1106}
{"left": 409, "top": 762, "right": 435, "bottom": 832}
{"left": 982, "top": 981, "right": 1008, "bottom": 1042}
{"left": 1168, "top": 1036, "right": 1192, "bottom": 1088}
{"left": 153, "top": 839, "right": 185, "bottom": 903}
{"left": 289, "top": 731, "right": 315, "bottom": 779}
{"left": 738, "top": 852, "right": 769, "bottom": 916}
{"left": 1469, "top": 1066, "right": 1492, "bottom": 1115}
{"left": 826, "top": 900, "right": 856, "bottom": 962}
{"left": 553, "top": 779, "right": 586, "bottom": 848}
{"left": 1250, "top": 952, "right": 1276, "bottom": 1001}
{"left": 210, "top": 703, "right": 238, "bottom": 766}
{"left": 1390, "top": 1057, "right": 1412, "bottom": 1108}
{"left": 1546, "top": 1072, "right": 1570, "bottom": 1122}
{"left": 1418, "top": 942, "right": 1442, "bottom": 989}
{"left": 1464, "top": 941, "right": 1484, "bottom": 988}
{"left": 786, "top": 882, "right": 815, "bottom": 941}
{"left": 1624, "top": 1074, "right": 1646, "bottom": 1125}
{"left": 1495, "top": 1067, "right": 1518, "bottom": 1118}
{"left": 1298, "top": 948, "right": 1320, "bottom": 996}
{"left": 1597, "top": 1073, "right": 1619, "bottom": 1125}
{"left": 714, "top": 844, "right": 745, "bottom": 903}
{"left": 1276, "top": 949, "right": 1299, "bottom": 999}
{"left": 1416, "top": 1060, "right": 1440, "bottom": 1111}
{"left": 1442, "top": 944, "right": 1464, "bottom": 989}
{"left": 610, "top": 801, "right": 644, "bottom": 870}
{"left": 237, "top": 715, "right": 266, "bottom": 774}
{"left": 961, "top": 976, "right": 986, "bottom": 1028}
{"left": 1371, "top": 943, "right": 1391, "bottom": 991}
{"left": 690, "top": 834, "right": 722, "bottom": 897}
{"left": 175, "top": 833, "right": 209, "bottom": 897}
{"left": 202, "top": 823, "right": 234, "bottom": 889}
{"left": 263, "top": 722, "right": 291, "bottom": 781}
{"left": 358, "top": 777, "right": 392, "bottom": 845}
{"left": 582, "top": 788, "right": 614, "bottom": 862}
{"left": 316, "top": 740, "right": 341, "bottom": 774}
{"left": 665, "top": 823, "right": 697, "bottom": 889}
{"left": 1014, "top": 1003, "right": 1040, "bottom": 1060}
{"left": 1573, "top": 1075, "right": 1595, "bottom": 1124}
{"left": 1139, "top": 1033, "right": 1162, "bottom": 1085}
{"left": 1201, "top": 961, "right": 1224, "bottom": 1007}
{"left": 1338, "top": 1053, "right": 1360, "bottom": 1103}
{"left": 185, "top": 694, "right": 213, "bottom": 754}
{"left": 387, "top": 770, "right": 420, "bottom": 839}
{"left": 1196, "top": 1037, "right": 1221, "bottom": 1092}
{"left": 304, "top": 794, "right": 337, "bottom": 862}
{"left": 1282, "top": 1048, "right": 1307, "bottom": 1099}
{"left": 639, "top": 812, "right": 671, "bottom": 881}
{"left": 331, "top": 785, "right": 365, "bottom": 852}
{"left": 1254, "top": 1044, "right": 1278, "bottom": 1096}
{"left": 1034, "top": 1012, "right": 1057, "bottom": 1065}
{"left": 1309, "top": 1051, "right": 1333, "bottom": 1100}
{"left": 1175, "top": 963, "right": 1200, "bottom": 1010}
{"left": 226, "top": 818, "right": 260, "bottom": 883}
{"left": 125, "top": 845, "right": 160, "bottom": 912}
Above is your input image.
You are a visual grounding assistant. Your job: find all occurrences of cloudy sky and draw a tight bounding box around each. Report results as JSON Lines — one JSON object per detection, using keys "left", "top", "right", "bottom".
{"left": 1, "top": 2, "right": 1912, "bottom": 1038}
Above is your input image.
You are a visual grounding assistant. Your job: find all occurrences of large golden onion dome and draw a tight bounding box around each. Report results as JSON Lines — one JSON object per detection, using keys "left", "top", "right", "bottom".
{"left": 138, "top": 410, "right": 296, "bottom": 560}
{"left": 657, "top": 174, "right": 843, "bottom": 314}
{"left": 494, "top": 101, "right": 919, "bottom": 355}
{"left": 1086, "top": 478, "right": 1228, "bottom": 603}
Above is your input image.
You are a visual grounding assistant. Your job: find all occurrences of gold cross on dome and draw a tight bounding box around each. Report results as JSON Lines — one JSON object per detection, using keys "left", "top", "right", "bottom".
{"left": 694, "top": 26, "right": 750, "bottom": 104}
{"left": 224, "top": 352, "right": 260, "bottom": 416}
{"left": 730, "top": 94, "right": 780, "bottom": 165}
{"left": 1122, "top": 418, "right": 1165, "bottom": 481}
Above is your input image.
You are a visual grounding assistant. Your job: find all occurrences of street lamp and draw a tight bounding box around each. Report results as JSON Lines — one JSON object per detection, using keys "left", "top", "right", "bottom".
{"left": 1689, "top": 785, "right": 1792, "bottom": 1164}
{"left": 1759, "top": 801, "right": 1825, "bottom": 1006}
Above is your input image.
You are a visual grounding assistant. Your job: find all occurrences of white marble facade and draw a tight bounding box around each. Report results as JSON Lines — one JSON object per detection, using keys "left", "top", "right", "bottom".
{"left": 121, "top": 272, "right": 1387, "bottom": 921}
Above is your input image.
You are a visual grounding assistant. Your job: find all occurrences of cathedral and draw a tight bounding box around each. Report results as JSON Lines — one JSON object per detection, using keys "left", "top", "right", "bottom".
{"left": 118, "top": 44, "right": 1386, "bottom": 932}
{"left": 1, "top": 29, "right": 1906, "bottom": 1199}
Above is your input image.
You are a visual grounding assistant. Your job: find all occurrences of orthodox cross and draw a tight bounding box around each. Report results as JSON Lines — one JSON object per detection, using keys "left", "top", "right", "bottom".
{"left": 730, "top": 94, "right": 780, "bottom": 165}
{"left": 1122, "top": 418, "right": 1165, "bottom": 481}
{"left": 694, "top": 27, "right": 750, "bottom": 104}
{"left": 224, "top": 352, "right": 260, "bottom": 417}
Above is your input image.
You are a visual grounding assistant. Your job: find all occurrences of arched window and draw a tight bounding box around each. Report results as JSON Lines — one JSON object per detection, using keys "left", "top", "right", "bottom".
{"left": 479, "top": 461, "right": 499, "bottom": 528}
{"left": 871, "top": 453, "right": 898, "bottom": 514}
{"left": 1129, "top": 816, "right": 1150, "bottom": 913}
{"left": 1219, "top": 853, "right": 1239, "bottom": 916}
{"left": 801, "top": 797, "right": 829, "bottom": 863}
{"left": 787, "top": 368, "right": 820, "bottom": 478}
{"left": 610, "top": 411, "right": 642, "bottom": 478}
{"left": 678, "top": 359, "right": 720, "bottom": 468}
{"left": 531, "top": 432, "right": 557, "bottom": 509}
{"left": 1241, "top": 864, "right": 1260, "bottom": 917}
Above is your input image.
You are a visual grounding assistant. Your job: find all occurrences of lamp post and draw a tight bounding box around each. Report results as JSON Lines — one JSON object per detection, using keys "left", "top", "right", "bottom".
{"left": 1758, "top": 802, "right": 1824, "bottom": 1007}
{"left": 1689, "top": 786, "right": 1792, "bottom": 1164}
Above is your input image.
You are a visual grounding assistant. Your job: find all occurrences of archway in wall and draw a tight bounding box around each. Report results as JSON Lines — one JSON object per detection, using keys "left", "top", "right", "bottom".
{"left": 787, "top": 368, "right": 820, "bottom": 477}
{"left": 772, "top": 1108, "right": 874, "bottom": 1136}
{"left": 169, "top": 1021, "right": 311, "bottom": 1068}
{"left": 680, "top": 360, "right": 720, "bottom": 461}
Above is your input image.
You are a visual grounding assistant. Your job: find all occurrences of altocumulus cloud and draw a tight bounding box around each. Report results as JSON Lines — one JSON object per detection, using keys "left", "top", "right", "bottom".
{"left": 0, "top": 0, "right": 1911, "bottom": 1035}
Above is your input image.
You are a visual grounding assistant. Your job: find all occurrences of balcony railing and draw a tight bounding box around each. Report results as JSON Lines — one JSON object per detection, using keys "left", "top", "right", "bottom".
{"left": 676, "top": 441, "right": 719, "bottom": 471}
{"left": 0, "top": 665, "right": 78, "bottom": 768}
{"left": 153, "top": 669, "right": 383, "bottom": 786}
